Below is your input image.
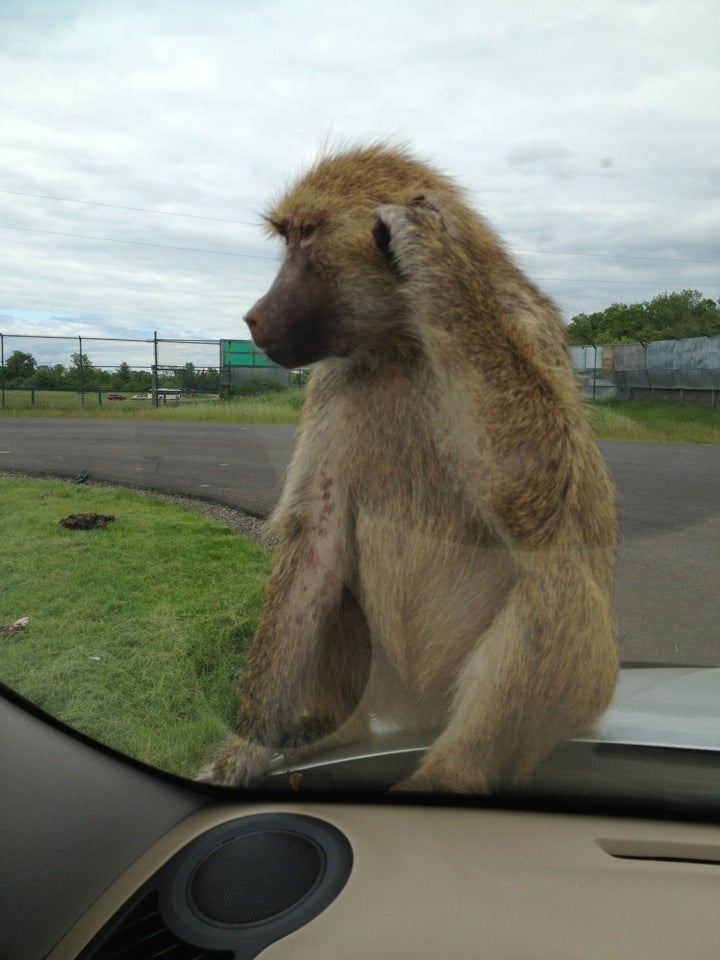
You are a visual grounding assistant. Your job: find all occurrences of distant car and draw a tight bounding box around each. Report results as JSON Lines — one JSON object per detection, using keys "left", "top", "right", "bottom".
{"left": 106, "top": 394, "right": 126, "bottom": 401}
{"left": 132, "top": 394, "right": 148, "bottom": 400}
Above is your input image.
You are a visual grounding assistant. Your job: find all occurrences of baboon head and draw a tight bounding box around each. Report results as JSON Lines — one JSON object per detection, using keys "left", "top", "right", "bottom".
{"left": 243, "top": 145, "right": 462, "bottom": 368}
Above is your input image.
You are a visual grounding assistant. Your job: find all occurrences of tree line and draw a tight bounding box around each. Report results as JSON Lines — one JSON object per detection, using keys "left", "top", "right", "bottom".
{"left": 1, "top": 352, "right": 220, "bottom": 393}
{"left": 565, "top": 289, "right": 720, "bottom": 345}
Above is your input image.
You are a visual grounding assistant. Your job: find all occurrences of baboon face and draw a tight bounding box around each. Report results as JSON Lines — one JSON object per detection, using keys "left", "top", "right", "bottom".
{"left": 244, "top": 213, "right": 405, "bottom": 369}
{"left": 244, "top": 222, "right": 342, "bottom": 368}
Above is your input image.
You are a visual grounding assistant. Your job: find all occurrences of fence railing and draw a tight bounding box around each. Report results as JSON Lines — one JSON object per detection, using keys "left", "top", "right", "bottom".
{"left": 0, "top": 331, "right": 289, "bottom": 408}
{"left": 570, "top": 334, "right": 720, "bottom": 409}
{"left": 3, "top": 329, "right": 719, "bottom": 410}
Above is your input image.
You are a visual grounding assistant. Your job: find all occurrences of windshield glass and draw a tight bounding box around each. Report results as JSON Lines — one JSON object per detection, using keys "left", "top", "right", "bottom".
{"left": 1, "top": 0, "right": 718, "bottom": 804}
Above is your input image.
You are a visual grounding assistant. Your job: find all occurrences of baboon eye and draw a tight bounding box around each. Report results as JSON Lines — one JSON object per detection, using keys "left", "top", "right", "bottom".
{"left": 272, "top": 221, "right": 289, "bottom": 243}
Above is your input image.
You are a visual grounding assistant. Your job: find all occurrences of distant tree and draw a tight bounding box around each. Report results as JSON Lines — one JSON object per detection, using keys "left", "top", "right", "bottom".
{"left": 4, "top": 350, "right": 37, "bottom": 385}
{"left": 565, "top": 290, "right": 720, "bottom": 344}
{"left": 32, "top": 364, "right": 65, "bottom": 389}
{"left": 564, "top": 312, "right": 602, "bottom": 345}
{"left": 196, "top": 367, "right": 220, "bottom": 392}
{"left": 234, "top": 376, "right": 286, "bottom": 397}
{"left": 95, "top": 368, "right": 114, "bottom": 389}
{"left": 601, "top": 302, "right": 647, "bottom": 341}
{"left": 65, "top": 352, "right": 97, "bottom": 390}
{"left": 174, "top": 362, "right": 198, "bottom": 390}
{"left": 642, "top": 290, "right": 720, "bottom": 340}
{"left": 114, "top": 362, "right": 132, "bottom": 387}
{"left": 156, "top": 368, "right": 175, "bottom": 388}
{"left": 126, "top": 371, "right": 152, "bottom": 392}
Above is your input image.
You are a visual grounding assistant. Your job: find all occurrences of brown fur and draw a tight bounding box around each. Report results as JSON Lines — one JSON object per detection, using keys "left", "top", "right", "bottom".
{"left": 197, "top": 144, "right": 619, "bottom": 793}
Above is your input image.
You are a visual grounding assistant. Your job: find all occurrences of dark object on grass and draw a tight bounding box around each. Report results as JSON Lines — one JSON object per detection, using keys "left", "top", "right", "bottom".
{"left": 59, "top": 512, "right": 115, "bottom": 530}
{"left": 0, "top": 617, "right": 30, "bottom": 639}
{"left": 71, "top": 469, "right": 90, "bottom": 484}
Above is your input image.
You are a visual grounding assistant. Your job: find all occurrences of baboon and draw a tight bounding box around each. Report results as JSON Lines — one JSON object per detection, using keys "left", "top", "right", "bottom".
{"left": 198, "top": 144, "right": 619, "bottom": 793}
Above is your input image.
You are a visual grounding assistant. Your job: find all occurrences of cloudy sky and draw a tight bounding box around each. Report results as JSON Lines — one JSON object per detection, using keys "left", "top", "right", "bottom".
{"left": 0, "top": 0, "right": 717, "bottom": 368}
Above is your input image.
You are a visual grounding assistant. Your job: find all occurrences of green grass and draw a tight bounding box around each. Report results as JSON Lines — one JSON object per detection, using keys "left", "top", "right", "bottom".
{"left": 587, "top": 399, "right": 720, "bottom": 444}
{"left": 0, "top": 477, "right": 271, "bottom": 777}
{"left": 2, "top": 387, "right": 718, "bottom": 442}
{"left": 0, "top": 388, "right": 304, "bottom": 424}
{"left": 1, "top": 395, "right": 717, "bottom": 781}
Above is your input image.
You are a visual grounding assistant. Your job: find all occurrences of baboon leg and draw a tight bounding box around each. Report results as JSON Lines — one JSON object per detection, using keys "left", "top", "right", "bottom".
{"left": 395, "top": 559, "right": 618, "bottom": 793}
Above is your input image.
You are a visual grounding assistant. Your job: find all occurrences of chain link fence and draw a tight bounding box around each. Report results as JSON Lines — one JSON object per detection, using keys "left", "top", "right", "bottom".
{"left": 0, "top": 331, "right": 289, "bottom": 408}
{"left": 5, "top": 329, "right": 718, "bottom": 410}
{"left": 571, "top": 334, "right": 720, "bottom": 409}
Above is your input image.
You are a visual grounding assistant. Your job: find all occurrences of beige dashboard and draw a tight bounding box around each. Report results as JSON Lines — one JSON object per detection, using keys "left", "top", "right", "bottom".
{"left": 50, "top": 801, "right": 720, "bottom": 960}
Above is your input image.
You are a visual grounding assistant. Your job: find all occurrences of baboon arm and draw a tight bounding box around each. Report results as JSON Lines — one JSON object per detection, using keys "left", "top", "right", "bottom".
{"left": 235, "top": 525, "right": 348, "bottom": 744}
{"left": 378, "top": 201, "right": 576, "bottom": 547}
{"left": 196, "top": 518, "right": 349, "bottom": 787}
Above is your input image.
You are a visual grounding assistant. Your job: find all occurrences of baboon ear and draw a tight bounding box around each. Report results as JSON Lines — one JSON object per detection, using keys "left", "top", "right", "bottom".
{"left": 372, "top": 215, "right": 395, "bottom": 271}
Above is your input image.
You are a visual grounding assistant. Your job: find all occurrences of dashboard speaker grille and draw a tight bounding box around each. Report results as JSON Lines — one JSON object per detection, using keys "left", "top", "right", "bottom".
{"left": 190, "top": 830, "right": 323, "bottom": 923}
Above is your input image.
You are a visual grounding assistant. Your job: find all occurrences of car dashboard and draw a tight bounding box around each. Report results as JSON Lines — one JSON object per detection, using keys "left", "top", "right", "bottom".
{"left": 2, "top": 671, "right": 720, "bottom": 960}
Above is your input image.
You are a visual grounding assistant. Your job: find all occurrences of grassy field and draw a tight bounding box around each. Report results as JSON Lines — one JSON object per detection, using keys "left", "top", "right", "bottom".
{"left": 589, "top": 398, "right": 720, "bottom": 445}
{"left": 0, "top": 387, "right": 305, "bottom": 424}
{"left": 2, "top": 387, "right": 719, "bottom": 442}
{"left": 0, "top": 477, "right": 271, "bottom": 777}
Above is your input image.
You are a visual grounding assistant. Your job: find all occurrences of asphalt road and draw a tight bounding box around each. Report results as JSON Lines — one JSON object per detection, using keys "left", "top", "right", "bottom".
{"left": 1, "top": 418, "right": 718, "bottom": 666}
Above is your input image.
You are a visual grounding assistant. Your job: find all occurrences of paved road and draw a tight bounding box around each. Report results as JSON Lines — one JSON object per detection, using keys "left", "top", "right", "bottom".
{"left": 0, "top": 419, "right": 294, "bottom": 517}
{"left": 1, "top": 418, "right": 718, "bottom": 666}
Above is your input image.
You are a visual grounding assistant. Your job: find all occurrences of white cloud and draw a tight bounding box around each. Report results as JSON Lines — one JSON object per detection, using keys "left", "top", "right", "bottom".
{"left": 0, "top": 0, "right": 717, "bottom": 350}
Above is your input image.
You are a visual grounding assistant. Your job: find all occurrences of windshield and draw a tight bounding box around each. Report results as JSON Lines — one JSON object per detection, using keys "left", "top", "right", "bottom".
{"left": 1, "top": 0, "right": 718, "bottom": 807}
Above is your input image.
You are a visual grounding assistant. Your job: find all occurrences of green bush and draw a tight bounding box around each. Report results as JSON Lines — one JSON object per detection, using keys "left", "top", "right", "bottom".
{"left": 222, "top": 377, "right": 288, "bottom": 399}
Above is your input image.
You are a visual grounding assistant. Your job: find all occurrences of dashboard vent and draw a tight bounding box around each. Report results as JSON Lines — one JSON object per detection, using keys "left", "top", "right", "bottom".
{"left": 79, "top": 891, "right": 231, "bottom": 960}
{"left": 596, "top": 838, "right": 720, "bottom": 865}
{"left": 78, "top": 814, "right": 352, "bottom": 960}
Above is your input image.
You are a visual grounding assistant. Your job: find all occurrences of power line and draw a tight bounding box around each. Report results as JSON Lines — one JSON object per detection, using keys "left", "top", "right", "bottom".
{"left": 0, "top": 189, "right": 256, "bottom": 226}
{"left": 514, "top": 249, "right": 720, "bottom": 266}
{"left": 0, "top": 222, "right": 715, "bottom": 288}
{"left": 0, "top": 223, "right": 277, "bottom": 260}
{"left": 533, "top": 276, "right": 708, "bottom": 286}
{"left": 3, "top": 187, "right": 718, "bottom": 266}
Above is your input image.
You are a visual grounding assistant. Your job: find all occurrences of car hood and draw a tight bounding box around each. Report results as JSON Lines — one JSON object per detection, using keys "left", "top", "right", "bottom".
{"left": 584, "top": 666, "right": 720, "bottom": 751}
{"left": 264, "top": 667, "right": 720, "bottom": 801}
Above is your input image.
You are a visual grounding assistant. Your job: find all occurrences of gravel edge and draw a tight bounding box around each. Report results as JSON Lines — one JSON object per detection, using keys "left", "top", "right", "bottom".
{"left": 0, "top": 470, "right": 270, "bottom": 546}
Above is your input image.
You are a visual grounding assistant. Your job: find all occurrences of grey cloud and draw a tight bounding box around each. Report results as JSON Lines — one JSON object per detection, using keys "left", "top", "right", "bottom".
{"left": 0, "top": 0, "right": 717, "bottom": 336}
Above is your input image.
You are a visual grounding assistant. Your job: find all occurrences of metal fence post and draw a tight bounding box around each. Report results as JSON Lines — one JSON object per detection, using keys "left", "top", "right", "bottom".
{"left": 592, "top": 343, "right": 598, "bottom": 402}
{"left": 152, "top": 331, "right": 159, "bottom": 406}
{"left": 79, "top": 335, "right": 85, "bottom": 406}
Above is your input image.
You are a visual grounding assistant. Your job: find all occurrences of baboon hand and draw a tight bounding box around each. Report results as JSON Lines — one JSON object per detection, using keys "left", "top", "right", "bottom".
{"left": 195, "top": 733, "right": 274, "bottom": 788}
{"left": 373, "top": 196, "right": 446, "bottom": 277}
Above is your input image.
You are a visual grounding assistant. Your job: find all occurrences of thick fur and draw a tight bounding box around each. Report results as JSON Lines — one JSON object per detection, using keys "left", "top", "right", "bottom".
{"left": 197, "top": 145, "right": 619, "bottom": 793}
